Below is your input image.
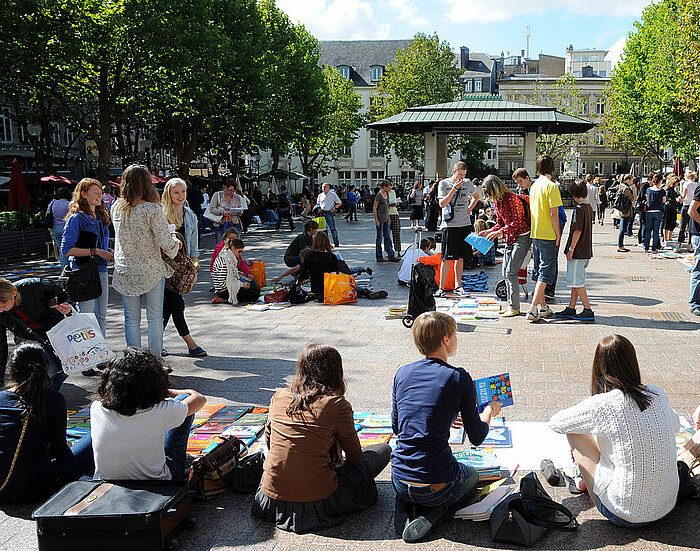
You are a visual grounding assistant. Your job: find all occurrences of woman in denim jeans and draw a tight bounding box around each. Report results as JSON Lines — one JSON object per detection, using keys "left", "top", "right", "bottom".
{"left": 391, "top": 312, "right": 502, "bottom": 542}
{"left": 111, "top": 165, "right": 180, "bottom": 360}
{"left": 644, "top": 173, "right": 666, "bottom": 253}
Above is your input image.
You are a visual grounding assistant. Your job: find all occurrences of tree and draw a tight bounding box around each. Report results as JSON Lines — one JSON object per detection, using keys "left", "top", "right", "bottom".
{"left": 369, "top": 33, "right": 461, "bottom": 171}
{"left": 292, "top": 66, "right": 364, "bottom": 177}
{"left": 676, "top": 0, "right": 700, "bottom": 160}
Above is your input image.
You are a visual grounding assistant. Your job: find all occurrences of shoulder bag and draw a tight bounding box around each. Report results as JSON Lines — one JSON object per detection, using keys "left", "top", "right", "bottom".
{"left": 58, "top": 257, "right": 102, "bottom": 302}
{"left": 490, "top": 472, "right": 578, "bottom": 546}
{"left": 263, "top": 284, "right": 289, "bottom": 303}
{"left": 188, "top": 435, "right": 243, "bottom": 501}
{"left": 45, "top": 201, "right": 54, "bottom": 228}
{"left": 162, "top": 233, "right": 198, "bottom": 295}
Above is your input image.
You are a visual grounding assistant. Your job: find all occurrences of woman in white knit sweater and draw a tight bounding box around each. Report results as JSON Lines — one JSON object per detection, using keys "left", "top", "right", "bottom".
{"left": 549, "top": 335, "right": 681, "bottom": 527}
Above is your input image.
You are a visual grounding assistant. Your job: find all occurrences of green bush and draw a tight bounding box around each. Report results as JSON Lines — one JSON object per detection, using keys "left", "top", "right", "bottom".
{"left": 0, "top": 209, "right": 30, "bottom": 232}
{"left": 29, "top": 212, "right": 46, "bottom": 229}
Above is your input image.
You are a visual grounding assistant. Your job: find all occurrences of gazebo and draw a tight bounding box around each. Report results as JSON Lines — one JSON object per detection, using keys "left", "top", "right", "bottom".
{"left": 367, "top": 97, "right": 595, "bottom": 178}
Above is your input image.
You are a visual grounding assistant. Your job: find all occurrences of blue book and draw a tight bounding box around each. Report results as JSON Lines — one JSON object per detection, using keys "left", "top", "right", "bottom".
{"left": 474, "top": 373, "right": 514, "bottom": 413}
{"left": 481, "top": 426, "right": 513, "bottom": 448}
{"left": 465, "top": 234, "right": 495, "bottom": 255}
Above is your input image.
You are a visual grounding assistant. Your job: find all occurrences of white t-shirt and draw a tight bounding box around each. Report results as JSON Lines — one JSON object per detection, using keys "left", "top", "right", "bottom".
{"left": 397, "top": 245, "right": 430, "bottom": 283}
{"left": 683, "top": 181, "right": 699, "bottom": 206}
{"left": 91, "top": 400, "right": 189, "bottom": 480}
{"left": 202, "top": 192, "right": 210, "bottom": 209}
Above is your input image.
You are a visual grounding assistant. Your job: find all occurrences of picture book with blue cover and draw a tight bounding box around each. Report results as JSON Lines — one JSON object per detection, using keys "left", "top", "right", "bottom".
{"left": 474, "top": 373, "right": 513, "bottom": 413}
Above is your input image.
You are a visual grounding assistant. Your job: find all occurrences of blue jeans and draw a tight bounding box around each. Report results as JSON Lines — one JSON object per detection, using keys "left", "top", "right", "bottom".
{"left": 323, "top": 212, "right": 339, "bottom": 246}
{"left": 690, "top": 235, "right": 700, "bottom": 309}
{"left": 531, "top": 238, "right": 558, "bottom": 285}
{"left": 285, "top": 256, "right": 302, "bottom": 268}
{"left": 55, "top": 433, "right": 94, "bottom": 484}
{"left": 393, "top": 462, "right": 479, "bottom": 516}
{"left": 53, "top": 225, "right": 69, "bottom": 270}
{"left": 121, "top": 277, "right": 165, "bottom": 357}
{"left": 376, "top": 221, "right": 395, "bottom": 259}
{"left": 595, "top": 496, "right": 652, "bottom": 528}
{"left": 644, "top": 211, "right": 662, "bottom": 251}
{"left": 40, "top": 342, "right": 67, "bottom": 392}
{"left": 79, "top": 271, "right": 109, "bottom": 337}
{"left": 618, "top": 216, "right": 632, "bottom": 248}
{"left": 164, "top": 394, "right": 194, "bottom": 480}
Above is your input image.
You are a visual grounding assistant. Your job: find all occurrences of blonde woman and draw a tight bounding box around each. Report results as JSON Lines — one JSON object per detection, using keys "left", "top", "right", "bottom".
{"left": 160, "top": 178, "right": 206, "bottom": 357}
{"left": 61, "top": 178, "right": 113, "bottom": 338}
{"left": 111, "top": 165, "right": 179, "bottom": 360}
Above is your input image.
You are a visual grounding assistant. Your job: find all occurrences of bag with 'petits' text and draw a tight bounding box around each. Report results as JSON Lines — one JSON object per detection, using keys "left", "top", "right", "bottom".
{"left": 46, "top": 306, "right": 115, "bottom": 374}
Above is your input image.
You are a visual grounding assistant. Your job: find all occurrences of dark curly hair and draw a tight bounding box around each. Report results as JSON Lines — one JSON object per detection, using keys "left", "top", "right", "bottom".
{"left": 96, "top": 348, "right": 170, "bottom": 416}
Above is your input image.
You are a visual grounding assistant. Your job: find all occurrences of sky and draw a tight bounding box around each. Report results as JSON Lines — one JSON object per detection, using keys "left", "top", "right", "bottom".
{"left": 276, "top": 0, "right": 653, "bottom": 68}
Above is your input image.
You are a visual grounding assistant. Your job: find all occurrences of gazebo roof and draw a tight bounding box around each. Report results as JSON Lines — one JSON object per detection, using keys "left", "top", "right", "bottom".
{"left": 367, "top": 97, "right": 595, "bottom": 135}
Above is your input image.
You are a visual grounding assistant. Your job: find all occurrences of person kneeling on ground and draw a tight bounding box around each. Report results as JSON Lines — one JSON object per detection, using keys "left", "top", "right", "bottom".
{"left": 392, "top": 312, "right": 502, "bottom": 543}
{"left": 472, "top": 220, "right": 496, "bottom": 266}
{"left": 211, "top": 238, "right": 261, "bottom": 304}
{"left": 91, "top": 347, "right": 206, "bottom": 480}
{"left": 284, "top": 220, "right": 318, "bottom": 268}
{"left": 549, "top": 335, "right": 699, "bottom": 527}
{"left": 397, "top": 237, "right": 436, "bottom": 286}
{"left": 252, "top": 344, "right": 390, "bottom": 533}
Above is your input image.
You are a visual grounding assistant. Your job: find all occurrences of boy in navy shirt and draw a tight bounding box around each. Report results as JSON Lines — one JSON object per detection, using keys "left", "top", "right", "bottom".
{"left": 391, "top": 312, "right": 501, "bottom": 542}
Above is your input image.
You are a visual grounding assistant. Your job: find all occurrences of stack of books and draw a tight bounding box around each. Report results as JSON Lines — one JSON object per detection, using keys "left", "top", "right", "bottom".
{"left": 454, "top": 483, "right": 515, "bottom": 520}
{"left": 453, "top": 448, "right": 501, "bottom": 482}
{"left": 449, "top": 298, "right": 501, "bottom": 321}
{"left": 385, "top": 304, "right": 407, "bottom": 319}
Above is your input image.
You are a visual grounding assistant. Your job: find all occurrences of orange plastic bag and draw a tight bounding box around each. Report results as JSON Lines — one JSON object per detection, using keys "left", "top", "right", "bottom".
{"left": 246, "top": 260, "right": 266, "bottom": 288}
{"left": 418, "top": 256, "right": 456, "bottom": 290}
{"left": 323, "top": 272, "right": 357, "bottom": 305}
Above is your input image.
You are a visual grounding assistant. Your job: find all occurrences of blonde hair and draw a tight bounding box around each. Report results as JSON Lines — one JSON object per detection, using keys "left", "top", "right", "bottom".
{"left": 474, "top": 219, "right": 488, "bottom": 233}
{"left": 412, "top": 311, "right": 456, "bottom": 356}
{"left": 687, "top": 171, "right": 697, "bottom": 182}
{"left": 482, "top": 174, "right": 509, "bottom": 202}
{"left": 161, "top": 178, "right": 186, "bottom": 228}
{"left": 0, "top": 278, "right": 18, "bottom": 304}
{"left": 115, "top": 164, "right": 160, "bottom": 212}
{"left": 66, "top": 178, "right": 110, "bottom": 225}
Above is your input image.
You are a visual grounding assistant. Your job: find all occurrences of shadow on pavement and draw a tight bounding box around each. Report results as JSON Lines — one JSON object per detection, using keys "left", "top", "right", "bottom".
{"left": 588, "top": 295, "right": 664, "bottom": 307}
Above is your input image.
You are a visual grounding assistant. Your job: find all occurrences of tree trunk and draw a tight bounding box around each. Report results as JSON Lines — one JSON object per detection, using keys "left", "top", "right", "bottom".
{"left": 173, "top": 116, "right": 203, "bottom": 180}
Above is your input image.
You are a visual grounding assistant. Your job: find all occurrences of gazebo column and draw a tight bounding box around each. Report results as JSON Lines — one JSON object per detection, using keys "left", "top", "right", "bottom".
{"left": 424, "top": 132, "right": 448, "bottom": 181}
{"left": 523, "top": 132, "right": 537, "bottom": 177}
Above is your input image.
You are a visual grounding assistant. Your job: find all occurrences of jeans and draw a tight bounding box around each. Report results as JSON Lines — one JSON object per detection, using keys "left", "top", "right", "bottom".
{"left": 644, "top": 211, "right": 662, "bottom": 251}
{"left": 55, "top": 433, "right": 94, "bottom": 484}
{"left": 121, "top": 277, "right": 165, "bottom": 357}
{"left": 393, "top": 462, "right": 479, "bottom": 517}
{"left": 214, "top": 222, "right": 242, "bottom": 243}
{"left": 531, "top": 238, "right": 558, "bottom": 286}
{"left": 284, "top": 256, "right": 302, "bottom": 268}
{"left": 41, "top": 342, "right": 67, "bottom": 392}
{"left": 323, "top": 212, "right": 339, "bottom": 246}
{"left": 164, "top": 394, "right": 194, "bottom": 480}
{"left": 376, "top": 221, "right": 395, "bottom": 259}
{"left": 690, "top": 235, "right": 700, "bottom": 309}
{"left": 618, "top": 216, "right": 632, "bottom": 248}
{"left": 390, "top": 213, "right": 402, "bottom": 252}
{"left": 679, "top": 205, "right": 690, "bottom": 244}
{"left": 78, "top": 271, "right": 109, "bottom": 337}
{"left": 53, "top": 225, "right": 69, "bottom": 270}
{"left": 503, "top": 233, "right": 531, "bottom": 310}
{"left": 637, "top": 210, "right": 646, "bottom": 244}
{"left": 595, "top": 496, "right": 652, "bottom": 528}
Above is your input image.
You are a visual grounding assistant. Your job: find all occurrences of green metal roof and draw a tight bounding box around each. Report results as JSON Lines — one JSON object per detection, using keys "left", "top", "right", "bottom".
{"left": 367, "top": 99, "right": 595, "bottom": 135}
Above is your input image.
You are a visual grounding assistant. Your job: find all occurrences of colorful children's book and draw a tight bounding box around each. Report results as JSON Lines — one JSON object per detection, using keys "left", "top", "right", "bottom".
{"left": 235, "top": 413, "right": 269, "bottom": 426}
{"left": 465, "top": 234, "right": 495, "bottom": 255}
{"left": 360, "top": 414, "right": 393, "bottom": 428}
{"left": 193, "top": 421, "right": 237, "bottom": 434}
{"left": 481, "top": 426, "right": 513, "bottom": 448}
{"left": 358, "top": 432, "right": 392, "bottom": 447}
{"left": 474, "top": 373, "right": 513, "bottom": 413}
{"left": 208, "top": 406, "right": 252, "bottom": 423}
{"left": 453, "top": 448, "right": 501, "bottom": 481}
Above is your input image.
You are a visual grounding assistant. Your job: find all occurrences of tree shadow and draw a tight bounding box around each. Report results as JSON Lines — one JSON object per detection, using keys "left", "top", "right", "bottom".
{"left": 588, "top": 295, "right": 663, "bottom": 307}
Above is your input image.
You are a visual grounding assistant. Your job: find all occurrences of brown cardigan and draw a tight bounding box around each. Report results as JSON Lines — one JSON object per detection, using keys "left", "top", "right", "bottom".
{"left": 260, "top": 388, "right": 363, "bottom": 502}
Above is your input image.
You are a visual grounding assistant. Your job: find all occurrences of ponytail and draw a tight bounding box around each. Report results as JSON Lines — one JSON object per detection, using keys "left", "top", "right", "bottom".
{"left": 7, "top": 343, "right": 51, "bottom": 423}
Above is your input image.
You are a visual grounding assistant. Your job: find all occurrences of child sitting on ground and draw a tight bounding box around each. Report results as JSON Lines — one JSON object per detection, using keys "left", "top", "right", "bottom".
{"left": 397, "top": 237, "right": 437, "bottom": 285}
{"left": 554, "top": 180, "right": 595, "bottom": 322}
{"left": 392, "top": 312, "right": 502, "bottom": 543}
{"left": 472, "top": 219, "right": 496, "bottom": 266}
{"left": 211, "top": 238, "right": 261, "bottom": 304}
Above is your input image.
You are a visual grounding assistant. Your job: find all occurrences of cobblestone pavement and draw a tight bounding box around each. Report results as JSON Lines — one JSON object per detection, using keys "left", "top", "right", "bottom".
{"left": 0, "top": 209, "right": 698, "bottom": 550}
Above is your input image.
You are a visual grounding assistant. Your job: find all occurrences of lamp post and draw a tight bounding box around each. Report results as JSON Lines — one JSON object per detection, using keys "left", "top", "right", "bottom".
{"left": 26, "top": 123, "right": 42, "bottom": 196}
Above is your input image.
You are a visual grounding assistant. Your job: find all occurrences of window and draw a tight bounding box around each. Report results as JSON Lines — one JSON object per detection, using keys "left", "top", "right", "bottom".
{"left": 594, "top": 162, "right": 603, "bottom": 175}
{"left": 612, "top": 162, "right": 619, "bottom": 174}
{"left": 0, "top": 108, "right": 12, "bottom": 143}
{"left": 339, "top": 144, "right": 351, "bottom": 157}
{"left": 579, "top": 162, "right": 587, "bottom": 174}
{"left": 355, "top": 170, "right": 368, "bottom": 186}
{"left": 560, "top": 162, "right": 567, "bottom": 174}
{"left": 370, "top": 130, "right": 380, "bottom": 157}
{"left": 581, "top": 99, "right": 589, "bottom": 115}
{"left": 485, "top": 146, "right": 497, "bottom": 161}
{"left": 508, "top": 161, "right": 519, "bottom": 173}
{"left": 595, "top": 98, "right": 605, "bottom": 116}
{"left": 595, "top": 131, "right": 604, "bottom": 146}
{"left": 370, "top": 65, "right": 383, "bottom": 83}
{"left": 371, "top": 171, "right": 384, "bottom": 187}
{"left": 465, "top": 80, "right": 473, "bottom": 93}
{"left": 474, "top": 79, "right": 482, "bottom": 92}
{"left": 338, "top": 171, "right": 351, "bottom": 185}
{"left": 643, "top": 163, "right": 649, "bottom": 175}
{"left": 337, "top": 65, "right": 350, "bottom": 80}
{"left": 49, "top": 122, "right": 61, "bottom": 145}
{"left": 578, "top": 134, "right": 588, "bottom": 147}
{"left": 401, "top": 170, "right": 415, "bottom": 182}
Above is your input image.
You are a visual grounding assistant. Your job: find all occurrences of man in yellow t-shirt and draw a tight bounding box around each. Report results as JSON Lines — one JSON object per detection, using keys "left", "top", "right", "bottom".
{"left": 526, "top": 155, "right": 562, "bottom": 322}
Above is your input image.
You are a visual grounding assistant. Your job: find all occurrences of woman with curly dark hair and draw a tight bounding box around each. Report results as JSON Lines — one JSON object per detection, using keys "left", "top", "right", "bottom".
{"left": 0, "top": 343, "right": 93, "bottom": 502}
{"left": 252, "top": 344, "right": 390, "bottom": 533}
{"left": 90, "top": 347, "right": 206, "bottom": 480}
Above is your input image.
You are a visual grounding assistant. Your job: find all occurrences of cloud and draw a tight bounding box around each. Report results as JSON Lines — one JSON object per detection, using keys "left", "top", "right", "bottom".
{"left": 386, "top": 0, "right": 429, "bottom": 26}
{"left": 440, "top": 0, "right": 650, "bottom": 24}
{"left": 276, "top": 0, "right": 390, "bottom": 40}
{"left": 605, "top": 36, "right": 627, "bottom": 68}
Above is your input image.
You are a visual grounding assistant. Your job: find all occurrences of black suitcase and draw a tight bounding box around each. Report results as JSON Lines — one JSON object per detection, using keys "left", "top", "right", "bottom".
{"left": 32, "top": 479, "right": 193, "bottom": 551}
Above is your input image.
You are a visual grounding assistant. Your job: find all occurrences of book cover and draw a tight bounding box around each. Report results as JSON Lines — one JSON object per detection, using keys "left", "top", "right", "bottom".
{"left": 465, "top": 234, "right": 495, "bottom": 255}
{"left": 359, "top": 433, "right": 392, "bottom": 447}
{"left": 360, "top": 414, "right": 393, "bottom": 428}
{"left": 235, "top": 413, "right": 269, "bottom": 426}
{"left": 474, "top": 373, "right": 513, "bottom": 413}
{"left": 194, "top": 421, "right": 237, "bottom": 434}
{"left": 208, "top": 406, "right": 252, "bottom": 423}
{"left": 481, "top": 426, "right": 513, "bottom": 448}
{"left": 453, "top": 448, "right": 500, "bottom": 470}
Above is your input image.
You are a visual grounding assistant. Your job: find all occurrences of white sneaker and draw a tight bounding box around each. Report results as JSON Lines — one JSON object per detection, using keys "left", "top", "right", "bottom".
{"left": 434, "top": 289, "right": 447, "bottom": 298}
{"left": 539, "top": 305, "right": 553, "bottom": 318}
{"left": 526, "top": 309, "right": 541, "bottom": 322}
{"left": 452, "top": 287, "right": 469, "bottom": 298}
{"left": 501, "top": 307, "right": 520, "bottom": 318}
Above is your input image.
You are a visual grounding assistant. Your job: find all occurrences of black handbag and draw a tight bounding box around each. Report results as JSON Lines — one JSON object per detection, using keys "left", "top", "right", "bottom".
{"left": 490, "top": 472, "right": 578, "bottom": 546}
{"left": 58, "top": 257, "right": 102, "bottom": 302}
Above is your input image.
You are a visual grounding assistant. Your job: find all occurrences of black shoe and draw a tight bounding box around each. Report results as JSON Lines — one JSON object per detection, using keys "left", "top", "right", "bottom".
{"left": 554, "top": 307, "right": 576, "bottom": 319}
{"left": 541, "top": 459, "right": 563, "bottom": 486}
{"left": 574, "top": 308, "right": 595, "bottom": 322}
{"left": 368, "top": 290, "right": 388, "bottom": 299}
{"left": 82, "top": 368, "right": 100, "bottom": 377}
{"left": 364, "top": 267, "right": 373, "bottom": 276}
{"left": 402, "top": 505, "right": 447, "bottom": 543}
{"left": 164, "top": 365, "right": 173, "bottom": 374}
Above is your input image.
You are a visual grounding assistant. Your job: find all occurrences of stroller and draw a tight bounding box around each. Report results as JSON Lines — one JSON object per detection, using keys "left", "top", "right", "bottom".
{"left": 402, "top": 228, "right": 439, "bottom": 328}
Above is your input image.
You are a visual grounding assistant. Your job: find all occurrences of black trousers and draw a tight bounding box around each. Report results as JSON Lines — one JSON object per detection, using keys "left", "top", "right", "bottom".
{"left": 276, "top": 210, "right": 295, "bottom": 231}
{"left": 216, "top": 287, "right": 260, "bottom": 303}
{"left": 163, "top": 287, "right": 190, "bottom": 337}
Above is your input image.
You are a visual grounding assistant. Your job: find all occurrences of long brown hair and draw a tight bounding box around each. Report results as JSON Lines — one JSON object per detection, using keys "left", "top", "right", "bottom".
{"left": 591, "top": 335, "right": 654, "bottom": 411}
{"left": 286, "top": 345, "right": 346, "bottom": 416}
{"left": 312, "top": 231, "right": 332, "bottom": 252}
{"left": 66, "top": 178, "right": 110, "bottom": 225}
{"left": 116, "top": 164, "right": 160, "bottom": 210}
{"left": 7, "top": 343, "right": 51, "bottom": 423}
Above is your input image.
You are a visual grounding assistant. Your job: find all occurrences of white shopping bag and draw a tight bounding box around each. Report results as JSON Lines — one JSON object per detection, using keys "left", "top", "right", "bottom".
{"left": 46, "top": 307, "right": 115, "bottom": 374}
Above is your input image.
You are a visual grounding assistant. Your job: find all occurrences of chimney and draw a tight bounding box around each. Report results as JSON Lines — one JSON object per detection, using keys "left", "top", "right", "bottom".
{"left": 581, "top": 65, "right": 594, "bottom": 77}
{"left": 460, "top": 46, "right": 470, "bottom": 69}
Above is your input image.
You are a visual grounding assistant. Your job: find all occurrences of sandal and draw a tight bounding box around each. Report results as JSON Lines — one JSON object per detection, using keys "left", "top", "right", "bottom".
{"left": 562, "top": 472, "right": 586, "bottom": 495}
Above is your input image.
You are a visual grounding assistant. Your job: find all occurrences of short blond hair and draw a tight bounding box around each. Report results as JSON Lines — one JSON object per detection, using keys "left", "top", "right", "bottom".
{"left": 687, "top": 171, "right": 697, "bottom": 182}
{"left": 412, "top": 311, "right": 456, "bottom": 356}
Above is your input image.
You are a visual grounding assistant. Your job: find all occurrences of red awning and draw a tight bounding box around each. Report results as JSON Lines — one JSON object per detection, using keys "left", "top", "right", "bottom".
{"left": 40, "top": 174, "right": 77, "bottom": 185}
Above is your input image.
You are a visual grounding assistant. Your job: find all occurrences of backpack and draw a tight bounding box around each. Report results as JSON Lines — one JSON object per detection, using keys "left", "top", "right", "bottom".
{"left": 613, "top": 190, "right": 632, "bottom": 214}
{"left": 515, "top": 194, "right": 531, "bottom": 225}
{"left": 278, "top": 192, "right": 290, "bottom": 211}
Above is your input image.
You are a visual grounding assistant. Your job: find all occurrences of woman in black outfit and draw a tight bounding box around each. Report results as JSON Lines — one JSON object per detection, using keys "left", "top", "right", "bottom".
{"left": 426, "top": 183, "right": 440, "bottom": 232}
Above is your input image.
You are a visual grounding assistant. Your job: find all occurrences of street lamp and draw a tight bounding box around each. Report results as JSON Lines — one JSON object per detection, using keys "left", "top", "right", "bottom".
{"left": 26, "top": 123, "right": 42, "bottom": 194}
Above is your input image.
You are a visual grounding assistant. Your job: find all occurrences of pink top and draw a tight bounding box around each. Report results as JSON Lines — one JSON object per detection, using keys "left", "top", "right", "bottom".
{"left": 209, "top": 240, "right": 251, "bottom": 277}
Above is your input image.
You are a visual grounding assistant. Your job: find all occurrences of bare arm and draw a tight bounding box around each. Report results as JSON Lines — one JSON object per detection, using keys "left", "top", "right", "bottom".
{"left": 549, "top": 207, "right": 561, "bottom": 245}
{"left": 168, "top": 388, "right": 206, "bottom": 416}
{"left": 689, "top": 200, "right": 700, "bottom": 224}
{"left": 373, "top": 196, "right": 380, "bottom": 226}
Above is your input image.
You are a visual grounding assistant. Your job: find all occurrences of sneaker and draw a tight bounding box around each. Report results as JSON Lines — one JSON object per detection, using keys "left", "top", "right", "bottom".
{"left": 501, "top": 307, "right": 520, "bottom": 318}
{"left": 402, "top": 505, "right": 447, "bottom": 543}
{"left": 452, "top": 287, "right": 469, "bottom": 297}
{"left": 526, "top": 308, "right": 541, "bottom": 322}
{"left": 164, "top": 365, "right": 173, "bottom": 374}
{"left": 691, "top": 307, "right": 700, "bottom": 317}
{"left": 188, "top": 346, "right": 208, "bottom": 357}
{"left": 574, "top": 308, "right": 595, "bottom": 322}
{"left": 81, "top": 368, "right": 100, "bottom": 377}
{"left": 554, "top": 307, "right": 577, "bottom": 319}
{"left": 544, "top": 290, "right": 556, "bottom": 299}
{"left": 161, "top": 348, "right": 169, "bottom": 357}
{"left": 616, "top": 248, "right": 630, "bottom": 253}
{"left": 434, "top": 289, "right": 447, "bottom": 298}
{"left": 376, "top": 257, "right": 388, "bottom": 263}
{"left": 539, "top": 305, "right": 553, "bottom": 318}
{"left": 364, "top": 267, "right": 373, "bottom": 276}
